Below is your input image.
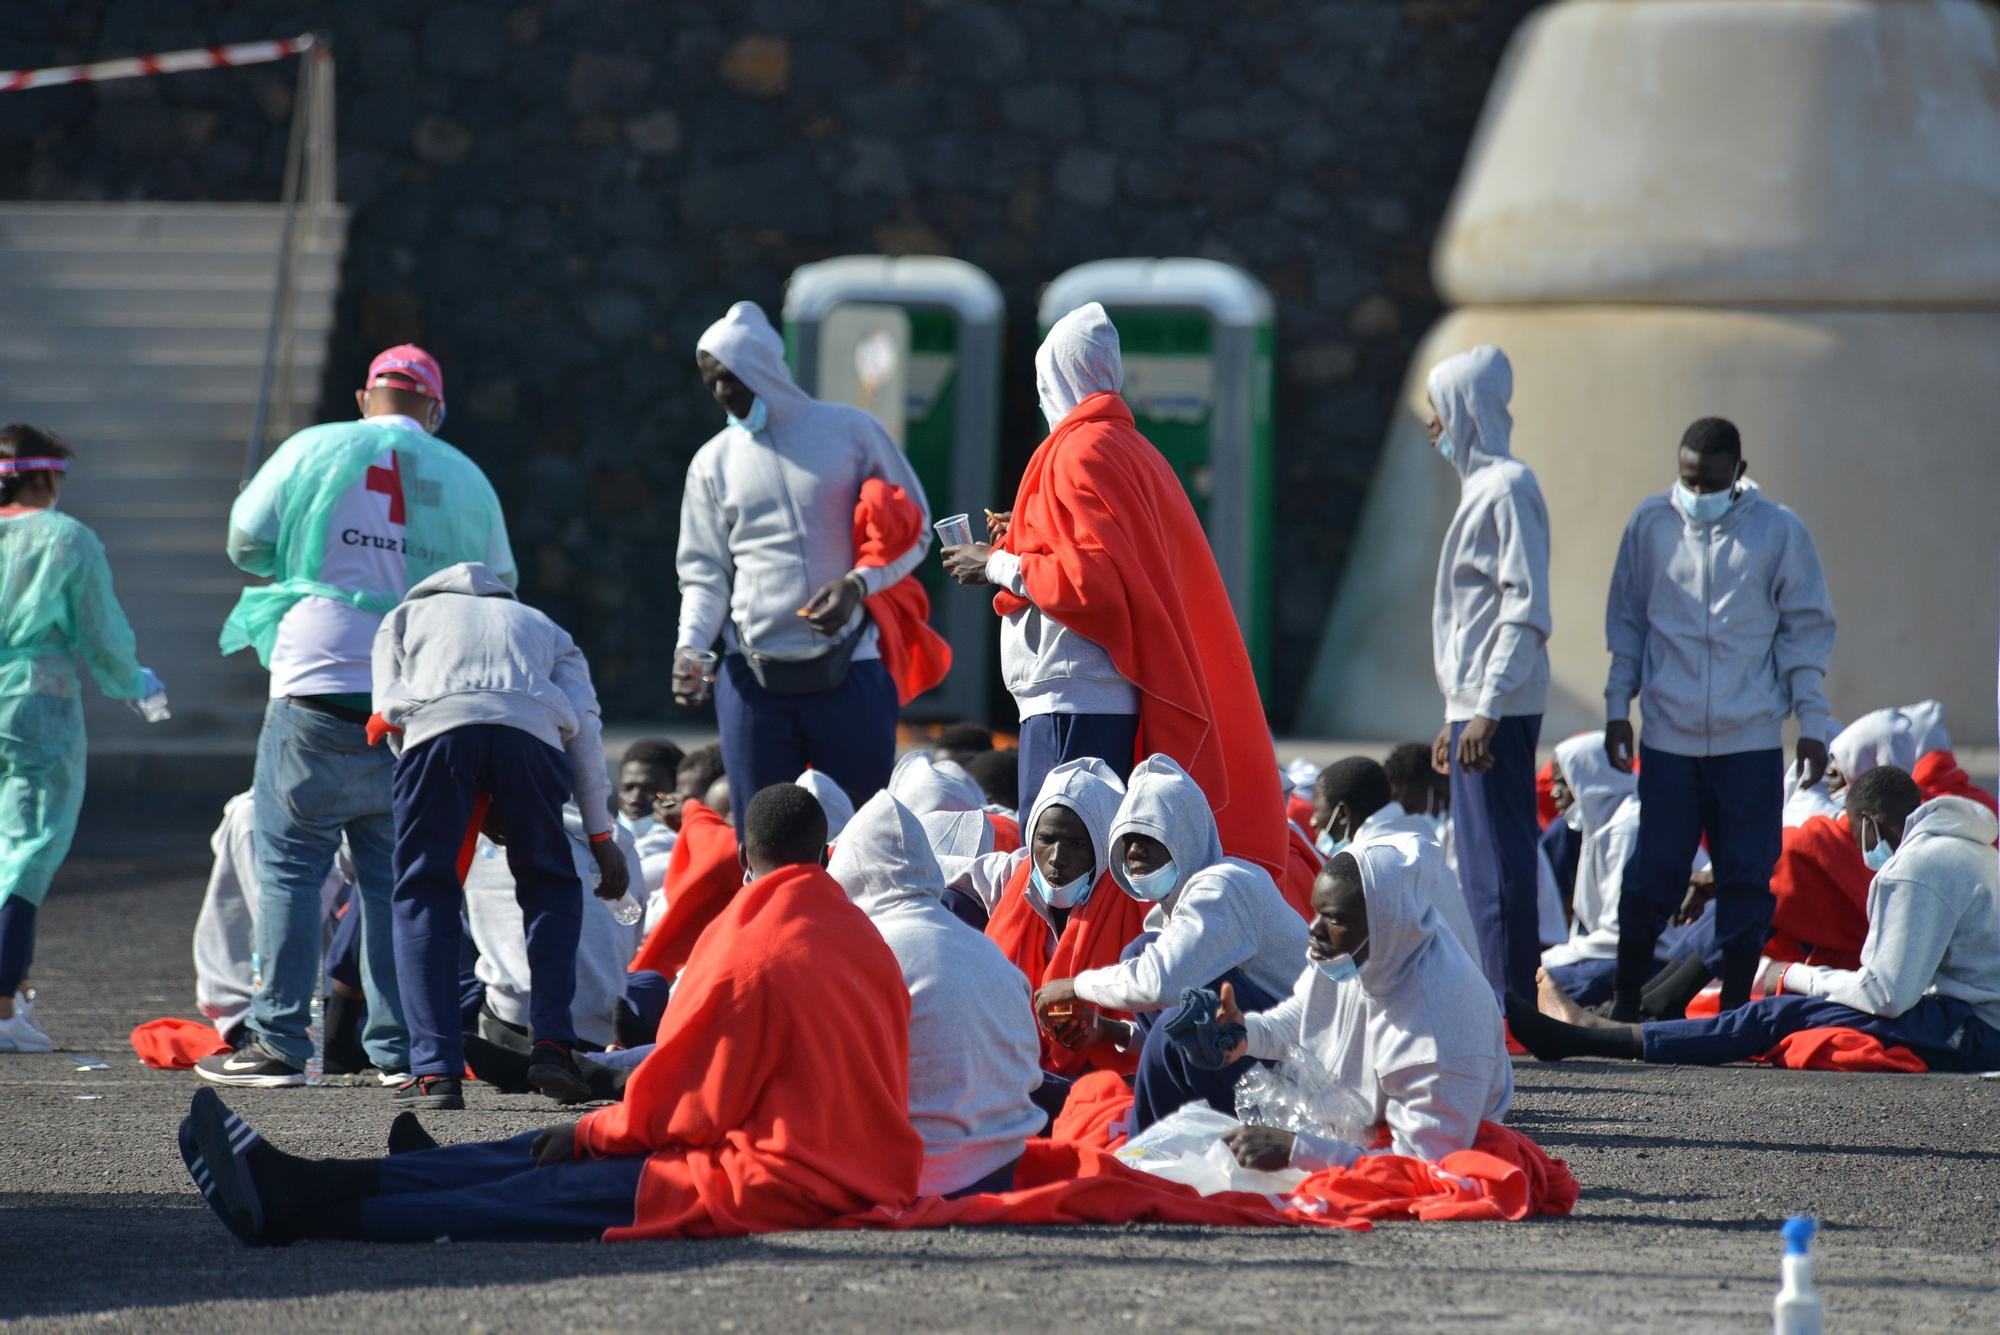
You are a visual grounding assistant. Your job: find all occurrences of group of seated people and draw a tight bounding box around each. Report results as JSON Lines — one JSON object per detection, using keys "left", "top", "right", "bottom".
{"left": 178, "top": 704, "right": 2000, "bottom": 1246}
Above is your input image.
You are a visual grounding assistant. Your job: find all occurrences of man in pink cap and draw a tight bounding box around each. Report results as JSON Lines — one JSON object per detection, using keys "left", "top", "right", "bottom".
{"left": 204, "top": 344, "right": 514, "bottom": 1105}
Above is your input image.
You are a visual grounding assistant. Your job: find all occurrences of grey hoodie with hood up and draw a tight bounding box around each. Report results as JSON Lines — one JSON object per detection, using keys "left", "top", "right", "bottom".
{"left": 1071, "top": 755, "right": 1307, "bottom": 1011}
{"left": 1428, "top": 346, "right": 1552, "bottom": 723}
{"left": 371, "top": 561, "right": 611, "bottom": 833}
{"left": 1243, "top": 837, "right": 1512, "bottom": 1166}
{"left": 953, "top": 757, "right": 1126, "bottom": 921}
{"left": 1605, "top": 476, "right": 1836, "bottom": 756}
{"left": 827, "top": 793, "right": 1044, "bottom": 1196}
{"left": 678, "top": 301, "right": 931, "bottom": 664}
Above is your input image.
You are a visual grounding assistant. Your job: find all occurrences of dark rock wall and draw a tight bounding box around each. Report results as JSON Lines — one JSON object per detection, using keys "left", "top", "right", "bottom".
{"left": 0, "top": 0, "right": 1536, "bottom": 728}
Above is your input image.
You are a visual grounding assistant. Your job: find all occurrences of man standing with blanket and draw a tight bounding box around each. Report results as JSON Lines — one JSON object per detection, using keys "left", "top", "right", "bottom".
{"left": 674, "top": 302, "right": 937, "bottom": 827}
{"left": 942, "top": 303, "right": 1285, "bottom": 880}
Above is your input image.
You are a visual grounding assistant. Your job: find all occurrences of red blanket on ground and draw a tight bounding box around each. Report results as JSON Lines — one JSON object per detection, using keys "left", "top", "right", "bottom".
{"left": 992, "top": 393, "right": 1285, "bottom": 879}
{"left": 628, "top": 800, "right": 739, "bottom": 979}
{"left": 1051, "top": 1069, "right": 1138, "bottom": 1147}
{"left": 986, "top": 861, "right": 1148, "bottom": 1077}
{"left": 1914, "top": 749, "right": 1999, "bottom": 813}
{"left": 581, "top": 863, "right": 924, "bottom": 1239}
{"left": 1765, "top": 814, "right": 1871, "bottom": 969}
{"left": 1753, "top": 1027, "right": 1929, "bottom": 1073}
{"left": 854, "top": 477, "right": 951, "bottom": 707}
{"left": 1291, "top": 1121, "right": 1580, "bottom": 1221}
{"left": 1279, "top": 821, "right": 1323, "bottom": 921}
{"left": 130, "top": 1017, "right": 228, "bottom": 1069}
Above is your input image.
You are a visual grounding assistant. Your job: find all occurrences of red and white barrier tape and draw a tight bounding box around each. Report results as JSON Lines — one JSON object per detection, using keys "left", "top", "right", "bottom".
{"left": 0, "top": 33, "right": 314, "bottom": 94}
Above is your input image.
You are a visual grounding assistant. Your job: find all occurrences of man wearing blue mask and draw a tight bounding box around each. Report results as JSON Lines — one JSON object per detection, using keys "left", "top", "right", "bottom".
{"left": 1600, "top": 416, "right": 1836, "bottom": 1021}
{"left": 1509, "top": 766, "right": 2000, "bottom": 1072}
{"left": 1424, "top": 346, "right": 1553, "bottom": 1007}
{"left": 673, "top": 302, "right": 931, "bottom": 828}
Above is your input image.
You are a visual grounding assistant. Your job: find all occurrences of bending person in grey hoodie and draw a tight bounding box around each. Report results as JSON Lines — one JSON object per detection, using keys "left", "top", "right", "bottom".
{"left": 1034, "top": 755, "right": 1308, "bottom": 1132}
{"left": 1602, "top": 416, "right": 1835, "bottom": 1018}
{"left": 827, "top": 792, "right": 1045, "bottom": 1197}
{"left": 1425, "top": 345, "right": 1552, "bottom": 1004}
{"left": 1510, "top": 766, "right": 2000, "bottom": 1072}
{"left": 674, "top": 301, "right": 930, "bottom": 827}
{"left": 370, "top": 561, "right": 629, "bottom": 1110}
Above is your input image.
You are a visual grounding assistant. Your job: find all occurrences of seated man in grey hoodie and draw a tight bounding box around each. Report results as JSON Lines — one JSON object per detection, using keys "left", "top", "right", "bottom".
{"left": 1508, "top": 766, "right": 2000, "bottom": 1072}
{"left": 1601, "top": 416, "right": 1836, "bottom": 1018}
{"left": 369, "top": 561, "right": 628, "bottom": 1110}
{"left": 1031, "top": 755, "right": 1309, "bottom": 1133}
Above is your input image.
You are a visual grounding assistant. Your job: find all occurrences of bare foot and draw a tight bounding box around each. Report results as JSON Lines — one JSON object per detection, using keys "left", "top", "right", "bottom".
{"left": 1537, "top": 967, "right": 1618, "bottom": 1029}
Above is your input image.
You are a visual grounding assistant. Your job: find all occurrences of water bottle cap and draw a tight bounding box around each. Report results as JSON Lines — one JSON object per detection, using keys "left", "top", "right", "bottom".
{"left": 1781, "top": 1214, "right": 1816, "bottom": 1256}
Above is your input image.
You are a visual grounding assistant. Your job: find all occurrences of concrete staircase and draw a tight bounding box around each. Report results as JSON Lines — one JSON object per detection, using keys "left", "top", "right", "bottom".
{"left": 0, "top": 203, "right": 346, "bottom": 754}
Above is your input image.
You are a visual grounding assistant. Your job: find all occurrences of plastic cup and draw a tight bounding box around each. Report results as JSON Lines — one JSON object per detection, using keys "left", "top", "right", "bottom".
{"left": 683, "top": 648, "right": 719, "bottom": 683}
{"left": 933, "top": 513, "right": 974, "bottom": 548}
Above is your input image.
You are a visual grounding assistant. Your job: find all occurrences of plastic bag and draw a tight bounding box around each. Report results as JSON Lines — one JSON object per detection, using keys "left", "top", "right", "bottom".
{"left": 1234, "top": 1044, "right": 1376, "bottom": 1147}
{"left": 1114, "top": 1103, "right": 1307, "bottom": 1197}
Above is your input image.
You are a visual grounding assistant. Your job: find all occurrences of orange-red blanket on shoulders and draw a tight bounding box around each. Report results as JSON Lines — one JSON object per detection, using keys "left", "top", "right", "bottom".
{"left": 992, "top": 393, "right": 1285, "bottom": 878}
{"left": 628, "top": 799, "right": 739, "bottom": 979}
{"left": 985, "top": 860, "right": 1149, "bottom": 1077}
{"left": 855, "top": 478, "right": 950, "bottom": 706}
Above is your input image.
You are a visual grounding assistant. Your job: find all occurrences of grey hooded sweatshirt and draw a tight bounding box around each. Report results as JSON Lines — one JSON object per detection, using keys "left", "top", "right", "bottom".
{"left": 1605, "top": 478, "right": 1836, "bottom": 755}
{"left": 1428, "top": 346, "right": 1552, "bottom": 723}
{"left": 678, "top": 301, "right": 930, "bottom": 664}
{"left": 1071, "top": 754, "right": 1307, "bottom": 1011}
{"left": 371, "top": 561, "right": 611, "bottom": 833}
{"left": 955, "top": 757, "right": 1126, "bottom": 921}
{"left": 1782, "top": 797, "right": 2000, "bottom": 1029}
{"left": 827, "top": 792, "right": 1045, "bottom": 1196}
{"left": 1243, "top": 837, "right": 1513, "bottom": 1167}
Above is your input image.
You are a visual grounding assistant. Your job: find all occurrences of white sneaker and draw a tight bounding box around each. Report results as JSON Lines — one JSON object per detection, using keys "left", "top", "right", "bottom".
{"left": 376, "top": 1069, "right": 411, "bottom": 1087}
{"left": 0, "top": 1010, "right": 55, "bottom": 1053}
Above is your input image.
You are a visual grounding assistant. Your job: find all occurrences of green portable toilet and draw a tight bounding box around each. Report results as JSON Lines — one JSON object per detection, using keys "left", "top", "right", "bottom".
{"left": 783, "top": 256, "right": 1005, "bottom": 723}
{"left": 1038, "top": 260, "right": 1276, "bottom": 690}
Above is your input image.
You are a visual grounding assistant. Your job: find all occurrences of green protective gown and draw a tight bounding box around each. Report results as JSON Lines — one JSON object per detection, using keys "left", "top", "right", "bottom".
{"left": 0, "top": 509, "right": 147, "bottom": 909}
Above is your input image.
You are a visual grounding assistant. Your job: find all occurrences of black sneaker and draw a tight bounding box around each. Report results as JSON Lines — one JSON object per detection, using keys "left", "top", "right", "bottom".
{"left": 178, "top": 1088, "right": 271, "bottom": 1245}
{"left": 526, "top": 1041, "right": 593, "bottom": 1105}
{"left": 386, "top": 1110, "right": 439, "bottom": 1155}
{"left": 195, "top": 1040, "right": 306, "bottom": 1089}
{"left": 463, "top": 1033, "right": 532, "bottom": 1093}
{"left": 389, "top": 1074, "right": 464, "bottom": 1110}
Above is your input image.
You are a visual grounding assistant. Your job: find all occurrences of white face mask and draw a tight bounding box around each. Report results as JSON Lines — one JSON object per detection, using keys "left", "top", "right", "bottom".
{"left": 1562, "top": 803, "right": 1584, "bottom": 833}
{"left": 617, "top": 811, "right": 657, "bottom": 838}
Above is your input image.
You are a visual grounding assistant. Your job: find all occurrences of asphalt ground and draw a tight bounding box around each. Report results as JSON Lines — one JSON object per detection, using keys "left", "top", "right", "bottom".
{"left": 3, "top": 793, "right": 1996, "bottom": 1332}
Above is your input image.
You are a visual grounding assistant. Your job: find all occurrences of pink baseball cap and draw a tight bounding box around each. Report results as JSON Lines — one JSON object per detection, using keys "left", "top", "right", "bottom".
{"left": 366, "top": 345, "right": 445, "bottom": 408}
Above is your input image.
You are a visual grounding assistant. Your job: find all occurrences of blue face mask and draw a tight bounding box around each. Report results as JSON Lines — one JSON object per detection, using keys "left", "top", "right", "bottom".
{"left": 1861, "top": 817, "right": 1894, "bottom": 872}
{"left": 1122, "top": 859, "right": 1179, "bottom": 902}
{"left": 1674, "top": 479, "right": 1734, "bottom": 525}
{"left": 727, "top": 396, "right": 769, "bottom": 435}
{"left": 1435, "top": 431, "right": 1454, "bottom": 464}
{"left": 1315, "top": 827, "right": 1349, "bottom": 859}
{"left": 1310, "top": 941, "right": 1365, "bottom": 985}
{"left": 1030, "top": 862, "right": 1092, "bottom": 910}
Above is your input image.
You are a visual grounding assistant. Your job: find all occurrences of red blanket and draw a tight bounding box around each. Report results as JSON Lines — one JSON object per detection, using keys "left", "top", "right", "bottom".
{"left": 986, "top": 860, "right": 1148, "bottom": 1077}
{"left": 1051, "top": 1069, "right": 1138, "bottom": 1148}
{"left": 130, "top": 1017, "right": 228, "bottom": 1069}
{"left": 582, "top": 863, "right": 923, "bottom": 1239}
{"left": 1291, "top": 1121, "right": 1580, "bottom": 1222}
{"left": 992, "top": 393, "right": 1285, "bottom": 879}
{"left": 1753, "top": 1026, "right": 1929, "bottom": 1073}
{"left": 988, "top": 811, "right": 1022, "bottom": 854}
{"left": 1286, "top": 793, "right": 1316, "bottom": 833}
{"left": 855, "top": 478, "right": 950, "bottom": 706}
{"left": 628, "top": 799, "right": 739, "bottom": 979}
{"left": 1913, "top": 749, "right": 1999, "bottom": 814}
{"left": 1279, "top": 821, "right": 1323, "bottom": 921}
{"left": 1766, "top": 814, "right": 1870, "bottom": 969}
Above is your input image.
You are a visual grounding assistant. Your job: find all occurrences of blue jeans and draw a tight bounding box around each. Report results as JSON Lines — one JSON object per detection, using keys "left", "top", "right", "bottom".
{"left": 713, "top": 655, "right": 899, "bottom": 837}
{"left": 249, "top": 699, "right": 406, "bottom": 1071}
{"left": 353, "top": 1131, "right": 643, "bottom": 1242}
{"left": 1642, "top": 992, "right": 2000, "bottom": 1071}
{"left": 1016, "top": 712, "right": 1140, "bottom": 816}
{"left": 1449, "top": 714, "right": 1543, "bottom": 1000}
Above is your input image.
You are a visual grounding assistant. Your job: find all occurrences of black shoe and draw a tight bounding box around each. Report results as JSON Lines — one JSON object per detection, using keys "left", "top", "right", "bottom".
{"left": 179, "top": 1088, "right": 272, "bottom": 1245}
{"left": 614, "top": 997, "right": 653, "bottom": 1050}
{"left": 387, "top": 1110, "right": 439, "bottom": 1155}
{"left": 1589, "top": 999, "right": 1645, "bottom": 1024}
{"left": 463, "top": 1033, "right": 532, "bottom": 1093}
{"left": 195, "top": 1040, "right": 306, "bottom": 1088}
{"left": 389, "top": 1074, "right": 464, "bottom": 1110}
{"left": 576, "top": 1054, "right": 629, "bottom": 1103}
{"left": 526, "top": 1041, "right": 593, "bottom": 1105}
{"left": 320, "top": 992, "right": 370, "bottom": 1076}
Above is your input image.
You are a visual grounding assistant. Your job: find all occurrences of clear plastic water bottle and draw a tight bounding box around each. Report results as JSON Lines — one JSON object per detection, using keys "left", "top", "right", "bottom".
{"left": 610, "top": 892, "right": 644, "bottom": 927}
{"left": 305, "top": 983, "right": 325, "bottom": 1086}
{"left": 135, "top": 691, "right": 171, "bottom": 723}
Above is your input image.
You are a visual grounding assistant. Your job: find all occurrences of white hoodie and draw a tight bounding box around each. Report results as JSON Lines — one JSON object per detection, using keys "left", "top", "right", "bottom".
{"left": 677, "top": 301, "right": 930, "bottom": 664}
{"left": 919, "top": 808, "right": 994, "bottom": 888}
{"left": 827, "top": 793, "right": 1044, "bottom": 1196}
{"left": 1830, "top": 701, "right": 1951, "bottom": 785}
{"left": 1072, "top": 755, "right": 1307, "bottom": 1011}
{"left": 1245, "top": 838, "right": 1513, "bottom": 1168}
{"left": 1351, "top": 801, "right": 1479, "bottom": 961}
{"left": 463, "top": 805, "right": 643, "bottom": 1048}
{"left": 795, "top": 768, "right": 856, "bottom": 837}
{"left": 985, "top": 303, "right": 1138, "bottom": 720}
{"left": 889, "top": 750, "right": 986, "bottom": 815}
{"left": 1428, "top": 346, "right": 1552, "bottom": 723}
{"left": 1541, "top": 731, "right": 1704, "bottom": 968}
{"left": 1783, "top": 797, "right": 2000, "bottom": 1029}
{"left": 954, "top": 757, "right": 1126, "bottom": 921}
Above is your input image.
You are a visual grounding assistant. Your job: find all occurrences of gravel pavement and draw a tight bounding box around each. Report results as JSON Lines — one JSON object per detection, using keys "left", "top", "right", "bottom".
{"left": 3, "top": 796, "right": 1996, "bottom": 1332}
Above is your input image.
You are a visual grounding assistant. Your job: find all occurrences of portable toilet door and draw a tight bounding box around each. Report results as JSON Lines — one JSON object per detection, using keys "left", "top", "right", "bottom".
{"left": 1037, "top": 259, "right": 1275, "bottom": 693}
{"left": 783, "top": 256, "right": 1005, "bottom": 723}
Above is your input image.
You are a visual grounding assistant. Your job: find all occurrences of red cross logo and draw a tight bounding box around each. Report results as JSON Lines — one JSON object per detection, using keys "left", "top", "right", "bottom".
{"left": 365, "top": 453, "right": 406, "bottom": 526}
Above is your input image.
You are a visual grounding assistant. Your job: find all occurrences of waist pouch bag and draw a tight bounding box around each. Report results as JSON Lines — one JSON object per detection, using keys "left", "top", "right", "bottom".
{"left": 743, "top": 618, "right": 867, "bottom": 697}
